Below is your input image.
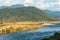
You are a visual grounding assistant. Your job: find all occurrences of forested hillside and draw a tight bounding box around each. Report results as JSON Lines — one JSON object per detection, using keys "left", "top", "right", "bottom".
{"left": 0, "top": 6, "right": 55, "bottom": 22}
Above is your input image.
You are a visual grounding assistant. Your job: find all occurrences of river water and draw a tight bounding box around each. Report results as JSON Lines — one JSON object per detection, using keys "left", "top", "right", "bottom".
{"left": 0, "top": 24, "right": 60, "bottom": 40}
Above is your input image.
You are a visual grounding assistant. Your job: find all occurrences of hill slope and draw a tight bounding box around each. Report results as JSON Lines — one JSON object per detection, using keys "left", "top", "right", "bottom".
{"left": 45, "top": 10, "right": 60, "bottom": 20}
{"left": 0, "top": 6, "right": 55, "bottom": 22}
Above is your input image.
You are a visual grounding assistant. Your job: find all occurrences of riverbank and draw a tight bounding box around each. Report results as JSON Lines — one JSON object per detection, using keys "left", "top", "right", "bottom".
{"left": 42, "top": 32, "right": 60, "bottom": 40}
{"left": 0, "top": 22, "right": 44, "bottom": 34}
{"left": 0, "top": 21, "right": 59, "bottom": 34}
{"left": 0, "top": 23, "right": 60, "bottom": 40}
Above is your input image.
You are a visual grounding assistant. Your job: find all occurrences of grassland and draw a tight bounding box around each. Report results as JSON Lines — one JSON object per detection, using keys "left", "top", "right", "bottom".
{"left": 0, "top": 22, "right": 44, "bottom": 34}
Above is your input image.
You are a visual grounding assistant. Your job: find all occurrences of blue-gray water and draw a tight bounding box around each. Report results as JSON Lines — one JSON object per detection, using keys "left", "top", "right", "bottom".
{"left": 0, "top": 24, "right": 60, "bottom": 40}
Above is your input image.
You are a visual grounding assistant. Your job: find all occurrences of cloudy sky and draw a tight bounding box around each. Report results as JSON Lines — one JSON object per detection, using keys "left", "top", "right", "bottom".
{"left": 0, "top": 0, "right": 60, "bottom": 11}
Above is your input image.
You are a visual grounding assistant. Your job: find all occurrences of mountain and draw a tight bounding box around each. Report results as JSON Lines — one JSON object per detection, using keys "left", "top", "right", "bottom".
{"left": 0, "top": 6, "right": 55, "bottom": 22}
{"left": 10, "top": 4, "right": 24, "bottom": 8}
{"left": 0, "top": 6, "right": 9, "bottom": 9}
{"left": 45, "top": 10, "right": 60, "bottom": 20}
{"left": 0, "top": 4, "right": 24, "bottom": 9}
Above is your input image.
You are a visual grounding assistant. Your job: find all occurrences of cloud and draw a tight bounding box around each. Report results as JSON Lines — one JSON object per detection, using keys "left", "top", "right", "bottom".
{"left": 35, "top": 0, "right": 50, "bottom": 9}
{"left": 46, "top": 0, "right": 60, "bottom": 11}
{"left": 24, "top": 0, "right": 33, "bottom": 3}
{"left": 0, "top": 0, "right": 18, "bottom": 6}
{"left": 0, "top": 0, "right": 60, "bottom": 11}
{"left": 24, "top": 0, "right": 34, "bottom": 6}
{"left": 0, "top": 0, "right": 24, "bottom": 6}
{"left": 57, "top": 0, "right": 60, "bottom": 4}
{"left": 3, "top": 0, "right": 12, "bottom": 6}
{"left": 33, "top": 0, "right": 60, "bottom": 11}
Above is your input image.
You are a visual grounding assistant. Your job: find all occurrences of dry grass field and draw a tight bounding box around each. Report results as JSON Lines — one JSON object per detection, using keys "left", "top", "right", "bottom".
{"left": 0, "top": 22, "right": 44, "bottom": 34}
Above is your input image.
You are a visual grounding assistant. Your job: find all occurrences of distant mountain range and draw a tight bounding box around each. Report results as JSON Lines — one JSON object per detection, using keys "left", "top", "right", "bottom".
{"left": 10, "top": 4, "right": 24, "bottom": 8}
{"left": 0, "top": 4, "right": 24, "bottom": 9}
{"left": 0, "top": 4, "right": 56, "bottom": 22}
{"left": 45, "top": 10, "right": 60, "bottom": 20}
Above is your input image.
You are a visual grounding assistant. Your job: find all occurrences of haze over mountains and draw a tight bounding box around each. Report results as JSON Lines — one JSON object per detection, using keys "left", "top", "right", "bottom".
{"left": 0, "top": 4, "right": 56, "bottom": 22}
{"left": 0, "top": 4, "right": 25, "bottom": 9}
{"left": 45, "top": 10, "right": 60, "bottom": 20}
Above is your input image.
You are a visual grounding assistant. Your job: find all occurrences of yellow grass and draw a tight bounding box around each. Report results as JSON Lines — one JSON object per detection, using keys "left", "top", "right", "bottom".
{"left": 0, "top": 22, "right": 43, "bottom": 34}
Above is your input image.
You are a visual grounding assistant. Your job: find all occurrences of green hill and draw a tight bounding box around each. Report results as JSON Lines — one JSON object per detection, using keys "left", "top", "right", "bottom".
{"left": 0, "top": 6, "right": 55, "bottom": 22}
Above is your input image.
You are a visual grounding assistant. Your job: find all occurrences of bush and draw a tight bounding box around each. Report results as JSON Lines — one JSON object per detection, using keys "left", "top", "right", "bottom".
{"left": 42, "top": 33, "right": 60, "bottom": 40}
{"left": 5, "top": 28, "right": 10, "bottom": 33}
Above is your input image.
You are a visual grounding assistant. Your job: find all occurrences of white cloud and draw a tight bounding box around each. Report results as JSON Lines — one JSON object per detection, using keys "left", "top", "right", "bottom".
{"left": 24, "top": 0, "right": 33, "bottom": 3}
{"left": 0, "top": 0, "right": 60, "bottom": 11}
{"left": 58, "top": 0, "right": 60, "bottom": 2}
{"left": 3, "top": 0, "right": 12, "bottom": 6}
{"left": 0, "top": 0, "right": 24, "bottom": 6}
{"left": 57, "top": 0, "right": 60, "bottom": 4}
{"left": 23, "top": 0, "right": 60, "bottom": 11}
{"left": 35, "top": 0, "right": 50, "bottom": 9}
{"left": 34, "top": 0, "right": 60, "bottom": 10}
{"left": 24, "top": 0, "right": 34, "bottom": 6}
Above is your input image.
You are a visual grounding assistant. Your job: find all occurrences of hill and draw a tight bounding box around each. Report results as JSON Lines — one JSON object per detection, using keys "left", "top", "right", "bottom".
{"left": 10, "top": 4, "right": 25, "bottom": 8}
{"left": 0, "top": 4, "right": 24, "bottom": 9}
{"left": 0, "top": 6, "right": 55, "bottom": 22}
{"left": 45, "top": 10, "right": 60, "bottom": 20}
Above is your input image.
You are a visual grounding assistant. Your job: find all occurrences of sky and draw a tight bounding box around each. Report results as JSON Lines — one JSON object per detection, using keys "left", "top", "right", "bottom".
{"left": 0, "top": 0, "right": 60, "bottom": 11}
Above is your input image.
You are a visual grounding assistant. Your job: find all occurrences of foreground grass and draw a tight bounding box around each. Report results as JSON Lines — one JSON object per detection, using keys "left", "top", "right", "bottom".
{"left": 0, "top": 22, "right": 43, "bottom": 34}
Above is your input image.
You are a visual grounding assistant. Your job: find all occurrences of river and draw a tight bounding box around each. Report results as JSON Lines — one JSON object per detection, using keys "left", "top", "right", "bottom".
{"left": 0, "top": 24, "right": 60, "bottom": 40}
